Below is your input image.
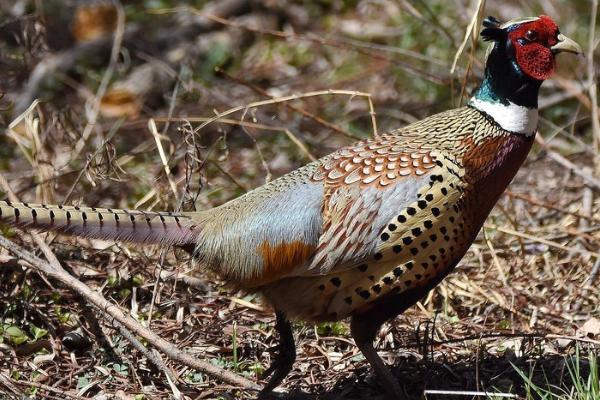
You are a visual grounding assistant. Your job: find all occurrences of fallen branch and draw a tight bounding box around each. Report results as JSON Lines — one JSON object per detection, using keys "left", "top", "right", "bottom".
{"left": 0, "top": 172, "right": 260, "bottom": 393}
{"left": 0, "top": 235, "right": 261, "bottom": 392}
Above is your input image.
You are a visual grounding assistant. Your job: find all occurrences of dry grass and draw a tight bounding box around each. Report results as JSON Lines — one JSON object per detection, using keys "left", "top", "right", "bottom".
{"left": 0, "top": 0, "right": 599, "bottom": 399}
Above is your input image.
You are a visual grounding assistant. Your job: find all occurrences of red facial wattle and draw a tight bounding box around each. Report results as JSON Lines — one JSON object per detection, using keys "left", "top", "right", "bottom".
{"left": 508, "top": 15, "right": 560, "bottom": 81}
{"left": 515, "top": 42, "right": 555, "bottom": 80}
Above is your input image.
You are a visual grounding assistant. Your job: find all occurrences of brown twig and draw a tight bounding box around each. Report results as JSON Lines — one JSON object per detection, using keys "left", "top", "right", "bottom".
{"left": 215, "top": 67, "right": 360, "bottom": 140}
{"left": 1, "top": 375, "right": 89, "bottom": 400}
{"left": 587, "top": 0, "right": 600, "bottom": 171}
{"left": 486, "top": 223, "right": 600, "bottom": 259}
{"left": 155, "top": 117, "right": 318, "bottom": 162}
{"left": 432, "top": 331, "right": 600, "bottom": 347}
{"left": 191, "top": 89, "right": 376, "bottom": 137}
{"left": 536, "top": 135, "right": 600, "bottom": 192}
{"left": 0, "top": 372, "right": 23, "bottom": 397}
{"left": 505, "top": 190, "right": 600, "bottom": 223}
{"left": 585, "top": 257, "right": 600, "bottom": 287}
{"left": 108, "top": 316, "right": 181, "bottom": 396}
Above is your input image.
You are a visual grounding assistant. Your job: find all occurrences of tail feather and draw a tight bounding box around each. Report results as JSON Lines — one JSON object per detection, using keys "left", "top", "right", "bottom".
{"left": 0, "top": 200, "right": 199, "bottom": 245}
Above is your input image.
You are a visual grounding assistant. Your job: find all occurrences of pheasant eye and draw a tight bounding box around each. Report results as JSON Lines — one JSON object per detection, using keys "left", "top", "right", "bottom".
{"left": 525, "top": 30, "right": 538, "bottom": 41}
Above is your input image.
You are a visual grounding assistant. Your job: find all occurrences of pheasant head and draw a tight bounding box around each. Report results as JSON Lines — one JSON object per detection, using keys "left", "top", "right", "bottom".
{"left": 470, "top": 15, "right": 582, "bottom": 135}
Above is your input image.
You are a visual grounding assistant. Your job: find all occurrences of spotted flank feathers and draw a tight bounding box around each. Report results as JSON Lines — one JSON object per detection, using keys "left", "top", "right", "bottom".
{"left": 309, "top": 154, "right": 468, "bottom": 316}
{"left": 0, "top": 201, "right": 198, "bottom": 245}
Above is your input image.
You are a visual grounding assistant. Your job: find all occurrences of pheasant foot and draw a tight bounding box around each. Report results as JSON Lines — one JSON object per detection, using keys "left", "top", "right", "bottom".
{"left": 356, "top": 340, "right": 404, "bottom": 399}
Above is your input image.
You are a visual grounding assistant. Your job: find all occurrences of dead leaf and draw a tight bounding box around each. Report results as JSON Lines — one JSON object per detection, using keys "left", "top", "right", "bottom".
{"left": 72, "top": 3, "right": 117, "bottom": 43}
{"left": 100, "top": 89, "right": 141, "bottom": 119}
{"left": 577, "top": 317, "right": 600, "bottom": 338}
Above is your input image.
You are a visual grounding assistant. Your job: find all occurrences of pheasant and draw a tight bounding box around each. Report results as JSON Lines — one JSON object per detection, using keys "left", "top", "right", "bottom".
{"left": 0, "top": 15, "right": 582, "bottom": 399}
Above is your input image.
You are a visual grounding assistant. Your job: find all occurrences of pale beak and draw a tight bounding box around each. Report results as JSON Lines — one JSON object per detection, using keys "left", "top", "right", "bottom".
{"left": 551, "top": 34, "right": 583, "bottom": 55}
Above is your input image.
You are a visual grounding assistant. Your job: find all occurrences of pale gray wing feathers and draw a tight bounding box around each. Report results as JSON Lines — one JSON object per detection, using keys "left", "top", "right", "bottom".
{"left": 307, "top": 176, "right": 427, "bottom": 275}
{"left": 196, "top": 160, "right": 430, "bottom": 280}
{"left": 194, "top": 163, "right": 324, "bottom": 281}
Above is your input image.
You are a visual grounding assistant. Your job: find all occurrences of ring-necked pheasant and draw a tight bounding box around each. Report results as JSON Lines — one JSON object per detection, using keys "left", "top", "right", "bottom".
{"left": 0, "top": 15, "right": 582, "bottom": 399}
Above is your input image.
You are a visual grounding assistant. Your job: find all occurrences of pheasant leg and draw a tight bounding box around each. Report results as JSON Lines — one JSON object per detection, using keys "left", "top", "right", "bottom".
{"left": 258, "top": 311, "right": 296, "bottom": 398}
{"left": 351, "top": 315, "right": 404, "bottom": 399}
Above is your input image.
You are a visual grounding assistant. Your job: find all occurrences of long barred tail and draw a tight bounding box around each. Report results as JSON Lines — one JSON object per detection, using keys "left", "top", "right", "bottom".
{"left": 0, "top": 200, "right": 199, "bottom": 245}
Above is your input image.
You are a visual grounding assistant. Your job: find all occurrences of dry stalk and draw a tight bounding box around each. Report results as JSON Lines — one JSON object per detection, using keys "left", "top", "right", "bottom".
{"left": 191, "top": 89, "right": 378, "bottom": 140}
{"left": 148, "top": 118, "right": 180, "bottom": 202}
{"left": 506, "top": 190, "right": 600, "bottom": 224}
{"left": 155, "top": 117, "right": 316, "bottom": 161}
{"left": 71, "top": 2, "right": 126, "bottom": 163}
{"left": 587, "top": 0, "right": 600, "bottom": 173}
{"left": 536, "top": 135, "right": 600, "bottom": 192}
{"left": 6, "top": 99, "right": 55, "bottom": 202}
{"left": 450, "top": 0, "right": 486, "bottom": 74}
{"left": 451, "top": 0, "right": 486, "bottom": 106}
{"left": 215, "top": 66, "right": 359, "bottom": 140}
{"left": 485, "top": 223, "right": 600, "bottom": 259}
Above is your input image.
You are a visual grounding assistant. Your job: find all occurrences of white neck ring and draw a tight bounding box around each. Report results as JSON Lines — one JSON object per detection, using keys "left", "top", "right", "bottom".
{"left": 469, "top": 97, "right": 538, "bottom": 136}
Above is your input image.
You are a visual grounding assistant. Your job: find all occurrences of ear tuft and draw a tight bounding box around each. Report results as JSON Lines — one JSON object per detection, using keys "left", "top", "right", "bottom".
{"left": 481, "top": 16, "right": 506, "bottom": 42}
{"left": 481, "top": 28, "right": 506, "bottom": 42}
{"left": 481, "top": 16, "right": 505, "bottom": 42}
{"left": 483, "top": 16, "right": 502, "bottom": 28}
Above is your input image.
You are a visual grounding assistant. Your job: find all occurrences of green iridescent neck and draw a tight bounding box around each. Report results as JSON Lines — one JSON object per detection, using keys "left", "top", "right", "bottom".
{"left": 472, "top": 45, "right": 541, "bottom": 109}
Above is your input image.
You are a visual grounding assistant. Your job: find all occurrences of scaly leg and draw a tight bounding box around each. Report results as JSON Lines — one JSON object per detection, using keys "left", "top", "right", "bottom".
{"left": 349, "top": 268, "right": 455, "bottom": 399}
{"left": 258, "top": 311, "right": 296, "bottom": 399}
{"left": 351, "top": 315, "right": 404, "bottom": 399}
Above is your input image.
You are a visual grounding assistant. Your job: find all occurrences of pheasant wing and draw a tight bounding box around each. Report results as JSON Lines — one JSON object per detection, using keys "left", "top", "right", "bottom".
{"left": 307, "top": 135, "right": 443, "bottom": 274}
